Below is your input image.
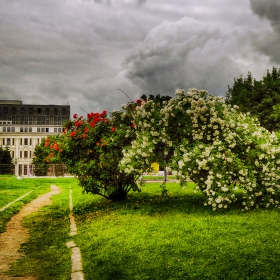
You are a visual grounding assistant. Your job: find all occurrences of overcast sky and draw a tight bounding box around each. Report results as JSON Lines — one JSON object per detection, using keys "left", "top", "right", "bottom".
{"left": 1, "top": 0, "right": 280, "bottom": 116}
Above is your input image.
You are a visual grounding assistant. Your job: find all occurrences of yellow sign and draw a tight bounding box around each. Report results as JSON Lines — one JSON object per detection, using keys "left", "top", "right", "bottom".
{"left": 150, "top": 162, "right": 159, "bottom": 174}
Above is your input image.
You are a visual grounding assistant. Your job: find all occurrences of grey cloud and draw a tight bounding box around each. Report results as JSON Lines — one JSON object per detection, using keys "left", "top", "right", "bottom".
{"left": 250, "top": 0, "right": 280, "bottom": 63}
{"left": 84, "top": 0, "right": 146, "bottom": 5}
{"left": 123, "top": 17, "right": 264, "bottom": 97}
{"left": 0, "top": 0, "right": 277, "bottom": 117}
{"left": 250, "top": 0, "right": 280, "bottom": 27}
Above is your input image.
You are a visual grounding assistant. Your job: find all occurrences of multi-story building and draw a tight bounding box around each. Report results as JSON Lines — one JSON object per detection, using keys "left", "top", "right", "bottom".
{"left": 0, "top": 100, "right": 70, "bottom": 176}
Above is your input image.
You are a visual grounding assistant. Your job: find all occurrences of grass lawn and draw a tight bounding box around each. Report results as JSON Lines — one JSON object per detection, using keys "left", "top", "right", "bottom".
{"left": 71, "top": 181, "right": 280, "bottom": 280}
{"left": 142, "top": 175, "right": 177, "bottom": 181}
{"left": 2, "top": 177, "right": 280, "bottom": 279}
{"left": 0, "top": 176, "right": 57, "bottom": 233}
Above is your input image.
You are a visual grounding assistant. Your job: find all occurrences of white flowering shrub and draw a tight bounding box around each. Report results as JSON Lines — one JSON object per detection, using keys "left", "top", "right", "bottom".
{"left": 120, "top": 89, "right": 280, "bottom": 210}
{"left": 121, "top": 95, "right": 173, "bottom": 175}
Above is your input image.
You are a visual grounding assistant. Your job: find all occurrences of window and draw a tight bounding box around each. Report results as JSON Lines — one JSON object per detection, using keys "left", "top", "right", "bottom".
{"left": 12, "top": 127, "right": 15, "bottom": 132}
{"left": 41, "top": 128, "right": 45, "bottom": 132}
{"left": 46, "top": 128, "right": 49, "bottom": 132}
{"left": 20, "top": 151, "right": 22, "bottom": 158}
{"left": 54, "top": 128, "right": 57, "bottom": 133}
{"left": 24, "top": 151, "right": 28, "bottom": 158}
{"left": 24, "top": 127, "right": 28, "bottom": 132}
{"left": 24, "top": 165, "right": 27, "bottom": 175}
{"left": 20, "top": 116, "right": 24, "bottom": 124}
{"left": 62, "top": 108, "right": 66, "bottom": 115}
{"left": 3, "top": 107, "right": 8, "bottom": 114}
{"left": 37, "top": 116, "right": 41, "bottom": 125}
{"left": 46, "top": 116, "right": 49, "bottom": 125}
{"left": 54, "top": 116, "right": 58, "bottom": 125}
{"left": 2, "top": 139, "right": 5, "bottom": 145}
{"left": 20, "top": 127, "right": 24, "bottom": 132}
{"left": 29, "top": 108, "right": 33, "bottom": 114}
{"left": 21, "top": 107, "right": 25, "bottom": 114}
{"left": 3, "top": 127, "right": 6, "bottom": 132}
{"left": 12, "top": 107, "right": 16, "bottom": 114}
{"left": 29, "top": 116, "right": 33, "bottom": 124}
{"left": 38, "top": 108, "right": 42, "bottom": 114}
{"left": 58, "top": 128, "right": 62, "bottom": 133}
{"left": 41, "top": 116, "right": 45, "bottom": 125}
{"left": 54, "top": 108, "right": 58, "bottom": 115}
{"left": 58, "top": 117, "right": 62, "bottom": 125}
{"left": 46, "top": 108, "right": 50, "bottom": 114}
{"left": 37, "top": 128, "right": 40, "bottom": 132}
{"left": 24, "top": 138, "right": 28, "bottom": 145}
{"left": 29, "top": 127, "right": 32, "bottom": 132}
{"left": 7, "top": 127, "right": 10, "bottom": 132}
{"left": 24, "top": 116, "right": 28, "bottom": 124}
{"left": 30, "top": 139, "right": 32, "bottom": 145}
{"left": 12, "top": 116, "right": 15, "bottom": 123}
{"left": 7, "top": 138, "right": 11, "bottom": 145}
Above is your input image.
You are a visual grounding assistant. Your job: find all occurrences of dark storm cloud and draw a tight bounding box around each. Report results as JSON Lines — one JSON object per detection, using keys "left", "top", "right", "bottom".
{"left": 250, "top": 0, "right": 280, "bottom": 63}
{"left": 123, "top": 16, "right": 265, "bottom": 97}
{"left": 250, "top": 0, "right": 280, "bottom": 26}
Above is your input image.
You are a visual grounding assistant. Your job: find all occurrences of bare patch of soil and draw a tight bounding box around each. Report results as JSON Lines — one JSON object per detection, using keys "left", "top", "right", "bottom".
{"left": 0, "top": 185, "right": 60, "bottom": 280}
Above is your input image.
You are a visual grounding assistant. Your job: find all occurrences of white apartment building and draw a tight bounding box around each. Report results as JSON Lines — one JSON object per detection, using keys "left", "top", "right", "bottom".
{"left": 0, "top": 100, "right": 70, "bottom": 176}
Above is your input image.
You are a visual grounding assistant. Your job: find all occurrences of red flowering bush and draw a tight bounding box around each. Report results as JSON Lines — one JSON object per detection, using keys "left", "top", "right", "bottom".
{"left": 44, "top": 109, "right": 141, "bottom": 201}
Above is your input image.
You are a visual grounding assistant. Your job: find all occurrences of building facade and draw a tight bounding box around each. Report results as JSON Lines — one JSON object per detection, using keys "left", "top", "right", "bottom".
{"left": 0, "top": 100, "right": 70, "bottom": 176}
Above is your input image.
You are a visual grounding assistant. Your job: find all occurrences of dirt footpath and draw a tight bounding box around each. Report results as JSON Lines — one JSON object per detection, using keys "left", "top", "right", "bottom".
{"left": 0, "top": 185, "right": 60, "bottom": 280}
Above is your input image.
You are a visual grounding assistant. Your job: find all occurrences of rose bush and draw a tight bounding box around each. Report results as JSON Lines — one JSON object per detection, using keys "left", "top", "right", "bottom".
{"left": 45, "top": 108, "right": 142, "bottom": 201}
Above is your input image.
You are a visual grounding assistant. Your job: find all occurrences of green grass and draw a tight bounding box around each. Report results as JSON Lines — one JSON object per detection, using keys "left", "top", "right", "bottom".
{"left": 72, "top": 182, "right": 280, "bottom": 280}
{"left": 142, "top": 175, "right": 177, "bottom": 180}
{"left": 0, "top": 176, "right": 57, "bottom": 232}
{"left": 2, "top": 178, "right": 280, "bottom": 279}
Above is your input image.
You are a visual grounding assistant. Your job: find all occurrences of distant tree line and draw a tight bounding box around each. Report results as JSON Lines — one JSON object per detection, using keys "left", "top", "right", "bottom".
{"left": 226, "top": 66, "right": 280, "bottom": 132}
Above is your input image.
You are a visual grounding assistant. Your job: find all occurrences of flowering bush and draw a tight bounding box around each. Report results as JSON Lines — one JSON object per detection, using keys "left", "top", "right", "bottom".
{"left": 39, "top": 88, "right": 280, "bottom": 209}
{"left": 121, "top": 95, "right": 173, "bottom": 175}
{"left": 45, "top": 109, "right": 141, "bottom": 201}
{"left": 121, "top": 89, "right": 280, "bottom": 210}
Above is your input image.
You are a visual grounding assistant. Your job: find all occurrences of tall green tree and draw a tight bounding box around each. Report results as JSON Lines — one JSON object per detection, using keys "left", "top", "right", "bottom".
{"left": 226, "top": 67, "right": 280, "bottom": 131}
{"left": 0, "top": 146, "right": 14, "bottom": 174}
